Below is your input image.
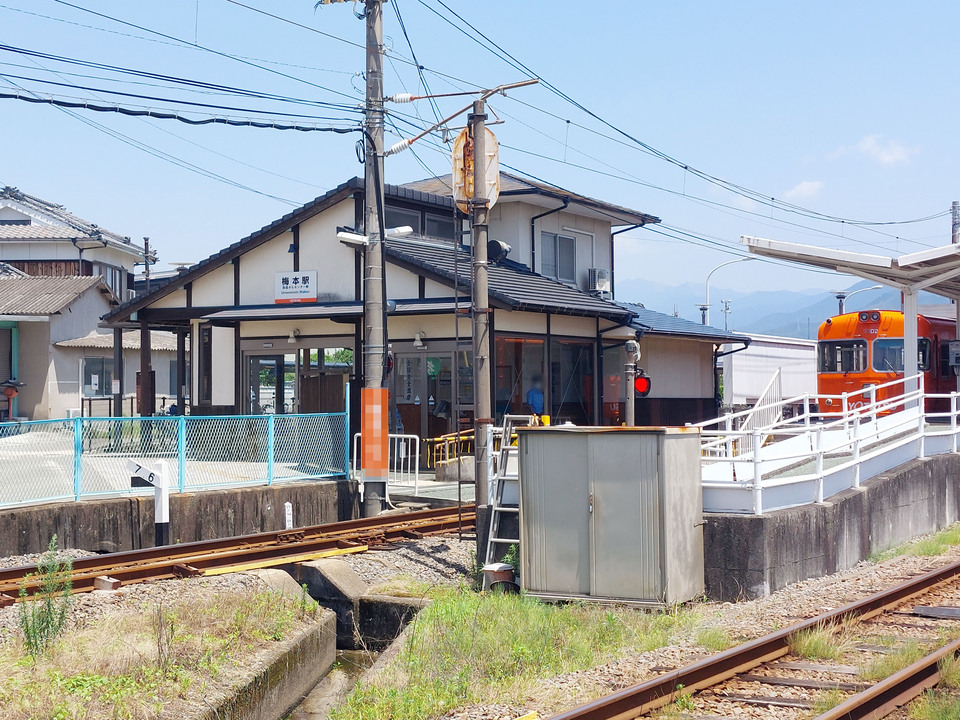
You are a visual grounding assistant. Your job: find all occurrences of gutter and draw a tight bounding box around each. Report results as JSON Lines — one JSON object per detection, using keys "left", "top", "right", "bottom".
{"left": 530, "top": 199, "right": 569, "bottom": 273}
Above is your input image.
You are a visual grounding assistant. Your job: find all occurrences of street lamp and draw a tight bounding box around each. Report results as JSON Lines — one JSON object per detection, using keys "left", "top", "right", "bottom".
{"left": 833, "top": 284, "right": 883, "bottom": 315}
{"left": 700, "top": 258, "right": 756, "bottom": 326}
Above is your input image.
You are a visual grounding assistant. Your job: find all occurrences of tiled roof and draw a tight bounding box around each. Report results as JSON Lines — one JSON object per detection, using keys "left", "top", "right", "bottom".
{"left": 55, "top": 329, "right": 180, "bottom": 352}
{"left": 402, "top": 171, "right": 660, "bottom": 226}
{"left": 0, "top": 224, "right": 80, "bottom": 240}
{"left": 0, "top": 275, "right": 104, "bottom": 316}
{"left": 384, "top": 237, "right": 633, "bottom": 322}
{"left": 619, "top": 301, "right": 746, "bottom": 343}
{"left": 0, "top": 263, "right": 26, "bottom": 278}
{"left": 0, "top": 186, "right": 143, "bottom": 253}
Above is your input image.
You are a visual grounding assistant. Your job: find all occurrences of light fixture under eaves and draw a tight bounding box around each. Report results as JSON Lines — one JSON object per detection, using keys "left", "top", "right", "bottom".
{"left": 288, "top": 329, "right": 300, "bottom": 344}
{"left": 413, "top": 331, "right": 426, "bottom": 349}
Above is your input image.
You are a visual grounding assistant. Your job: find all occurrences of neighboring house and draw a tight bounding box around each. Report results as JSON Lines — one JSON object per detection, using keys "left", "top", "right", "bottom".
{"left": 721, "top": 332, "right": 816, "bottom": 413}
{"left": 103, "top": 174, "right": 744, "bottom": 437}
{"left": 0, "top": 186, "right": 146, "bottom": 300}
{"left": 0, "top": 275, "right": 177, "bottom": 420}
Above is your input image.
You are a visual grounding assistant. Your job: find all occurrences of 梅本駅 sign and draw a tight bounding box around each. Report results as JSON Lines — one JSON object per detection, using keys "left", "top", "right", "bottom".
{"left": 275, "top": 271, "right": 318, "bottom": 304}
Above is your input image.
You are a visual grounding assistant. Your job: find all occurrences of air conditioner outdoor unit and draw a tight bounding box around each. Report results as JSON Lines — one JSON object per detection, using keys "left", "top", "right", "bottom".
{"left": 588, "top": 268, "right": 612, "bottom": 294}
{"left": 66, "top": 408, "right": 82, "bottom": 419}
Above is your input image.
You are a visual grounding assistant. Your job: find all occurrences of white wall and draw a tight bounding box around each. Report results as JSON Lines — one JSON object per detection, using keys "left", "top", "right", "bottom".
{"left": 191, "top": 264, "right": 234, "bottom": 306}
{"left": 723, "top": 337, "right": 816, "bottom": 405}
{"left": 640, "top": 336, "right": 714, "bottom": 399}
{"left": 211, "top": 326, "right": 235, "bottom": 405}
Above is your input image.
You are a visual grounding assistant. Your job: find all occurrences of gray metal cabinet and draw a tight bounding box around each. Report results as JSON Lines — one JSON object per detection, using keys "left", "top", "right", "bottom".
{"left": 517, "top": 426, "right": 703, "bottom": 605}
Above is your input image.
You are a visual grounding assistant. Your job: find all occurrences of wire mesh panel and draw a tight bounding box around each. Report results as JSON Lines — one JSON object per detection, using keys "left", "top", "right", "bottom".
{"left": 272, "top": 413, "right": 347, "bottom": 480}
{"left": 79, "top": 417, "right": 181, "bottom": 497}
{"left": 182, "top": 415, "right": 271, "bottom": 489}
{"left": 0, "top": 419, "right": 75, "bottom": 506}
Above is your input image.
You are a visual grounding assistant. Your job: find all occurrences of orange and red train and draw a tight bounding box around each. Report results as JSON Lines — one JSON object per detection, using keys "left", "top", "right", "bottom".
{"left": 816, "top": 310, "right": 958, "bottom": 413}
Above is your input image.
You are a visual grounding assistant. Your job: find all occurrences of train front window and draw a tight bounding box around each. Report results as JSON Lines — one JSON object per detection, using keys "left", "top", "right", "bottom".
{"left": 871, "top": 338, "right": 932, "bottom": 373}
{"left": 818, "top": 340, "right": 867, "bottom": 373}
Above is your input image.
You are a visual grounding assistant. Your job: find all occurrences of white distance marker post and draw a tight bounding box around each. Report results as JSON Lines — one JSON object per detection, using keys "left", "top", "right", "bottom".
{"left": 284, "top": 501, "right": 293, "bottom": 530}
{"left": 128, "top": 459, "right": 171, "bottom": 547}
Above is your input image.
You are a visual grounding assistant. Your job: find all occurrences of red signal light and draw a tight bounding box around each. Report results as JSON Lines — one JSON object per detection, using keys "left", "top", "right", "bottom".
{"left": 634, "top": 375, "right": 651, "bottom": 397}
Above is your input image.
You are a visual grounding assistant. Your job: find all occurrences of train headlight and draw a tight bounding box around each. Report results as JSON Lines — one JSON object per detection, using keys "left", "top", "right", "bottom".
{"left": 859, "top": 312, "right": 870, "bottom": 322}
{"left": 824, "top": 398, "right": 833, "bottom": 406}
{"left": 870, "top": 311, "right": 881, "bottom": 321}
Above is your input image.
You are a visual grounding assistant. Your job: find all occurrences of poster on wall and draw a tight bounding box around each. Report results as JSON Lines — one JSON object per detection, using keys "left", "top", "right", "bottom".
{"left": 275, "top": 271, "right": 318, "bottom": 304}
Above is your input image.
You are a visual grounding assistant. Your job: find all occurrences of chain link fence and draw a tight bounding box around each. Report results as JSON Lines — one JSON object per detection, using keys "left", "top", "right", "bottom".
{"left": 0, "top": 410, "right": 349, "bottom": 508}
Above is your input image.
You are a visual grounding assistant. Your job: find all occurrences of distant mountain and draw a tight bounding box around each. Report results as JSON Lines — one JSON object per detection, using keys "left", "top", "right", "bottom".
{"left": 616, "top": 278, "right": 950, "bottom": 339}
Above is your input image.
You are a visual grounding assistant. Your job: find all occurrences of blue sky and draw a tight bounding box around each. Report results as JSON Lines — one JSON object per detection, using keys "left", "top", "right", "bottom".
{"left": 1, "top": 1, "right": 957, "bottom": 305}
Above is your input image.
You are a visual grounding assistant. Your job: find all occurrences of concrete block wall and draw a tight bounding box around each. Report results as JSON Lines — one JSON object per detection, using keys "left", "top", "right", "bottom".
{"left": 705, "top": 454, "right": 960, "bottom": 601}
{"left": 0, "top": 480, "right": 359, "bottom": 556}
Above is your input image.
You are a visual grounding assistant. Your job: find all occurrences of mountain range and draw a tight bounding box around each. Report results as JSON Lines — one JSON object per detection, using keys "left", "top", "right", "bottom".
{"left": 615, "top": 278, "right": 950, "bottom": 339}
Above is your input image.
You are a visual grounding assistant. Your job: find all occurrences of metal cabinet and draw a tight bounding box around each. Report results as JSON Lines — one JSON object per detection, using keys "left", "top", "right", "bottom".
{"left": 517, "top": 426, "right": 703, "bottom": 605}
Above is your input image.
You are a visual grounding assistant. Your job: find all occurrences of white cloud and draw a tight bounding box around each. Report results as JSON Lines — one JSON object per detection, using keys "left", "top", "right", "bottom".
{"left": 833, "top": 134, "right": 916, "bottom": 165}
{"left": 783, "top": 180, "right": 823, "bottom": 201}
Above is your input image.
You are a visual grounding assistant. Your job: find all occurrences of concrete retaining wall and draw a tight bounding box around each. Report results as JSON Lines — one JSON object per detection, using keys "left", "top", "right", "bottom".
{"left": 705, "top": 454, "right": 960, "bottom": 600}
{"left": 195, "top": 608, "right": 337, "bottom": 720}
{"left": 0, "top": 480, "right": 359, "bottom": 555}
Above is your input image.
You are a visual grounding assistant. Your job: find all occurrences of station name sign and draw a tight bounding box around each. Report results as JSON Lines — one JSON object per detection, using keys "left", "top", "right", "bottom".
{"left": 275, "top": 271, "right": 318, "bottom": 304}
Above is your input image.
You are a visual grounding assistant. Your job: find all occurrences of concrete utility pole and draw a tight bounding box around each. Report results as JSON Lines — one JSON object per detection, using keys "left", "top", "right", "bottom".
{"left": 362, "top": 0, "right": 388, "bottom": 517}
{"left": 470, "top": 99, "right": 492, "bottom": 510}
{"left": 624, "top": 339, "right": 640, "bottom": 427}
{"left": 952, "top": 201, "right": 959, "bottom": 244}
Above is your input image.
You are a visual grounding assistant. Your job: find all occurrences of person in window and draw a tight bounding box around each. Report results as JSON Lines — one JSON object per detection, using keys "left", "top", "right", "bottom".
{"left": 525, "top": 374, "right": 545, "bottom": 415}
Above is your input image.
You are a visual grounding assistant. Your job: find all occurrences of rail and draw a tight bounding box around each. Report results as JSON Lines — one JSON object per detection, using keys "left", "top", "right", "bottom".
{"left": 352, "top": 432, "right": 421, "bottom": 494}
{"left": 0, "top": 408, "right": 349, "bottom": 508}
{"left": 548, "top": 556, "right": 960, "bottom": 720}
{"left": 691, "top": 373, "right": 960, "bottom": 514}
{"left": 2, "top": 505, "right": 475, "bottom": 602}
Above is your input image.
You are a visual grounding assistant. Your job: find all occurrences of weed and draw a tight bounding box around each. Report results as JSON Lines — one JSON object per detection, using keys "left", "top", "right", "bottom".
{"left": 910, "top": 690, "right": 960, "bottom": 720}
{"left": 811, "top": 688, "right": 846, "bottom": 715}
{"left": 17, "top": 535, "right": 72, "bottom": 657}
{"left": 937, "top": 655, "right": 960, "bottom": 688}
{"left": 673, "top": 684, "right": 696, "bottom": 712}
{"left": 695, "top": 626, "right": 731, "bottom": 652}
{"left": 873, "top": 523, "right": 960, "bottom": 561}
{"left": 501, "top": 543, "right": 519, "bottom": 570}
{"left": 860, "top": 641, "right": 925, "bottom": 682}
{"left": 298, "top": 583, "right": 319, "bottom": 619}
{"left": 789, "top": 623, "right": 851, "bottom": 661}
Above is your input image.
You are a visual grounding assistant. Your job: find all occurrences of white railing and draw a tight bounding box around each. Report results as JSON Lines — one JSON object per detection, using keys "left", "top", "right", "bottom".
{"left": 352, "top": 432, "right": 420, "bottom": 496}
{"left": 735, "top": 367, "right": 783, "bottom": 456}
{"left": 691, "top": 373, "right": 955, "bottom": 515}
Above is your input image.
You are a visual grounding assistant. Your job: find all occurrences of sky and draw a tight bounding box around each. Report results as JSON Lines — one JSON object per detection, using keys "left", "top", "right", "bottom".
{"left": 1, "top": 1, "right": 958, "bottom": 307}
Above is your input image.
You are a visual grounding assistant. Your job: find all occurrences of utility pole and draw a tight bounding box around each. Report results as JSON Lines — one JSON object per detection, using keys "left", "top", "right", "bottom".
{"left": 470, "top": 99, "right": 492, "bottom": 511}
{"left": 361, "top": 0, "right": 388, "bottom": 517}
{"left": 721, "top": 299, "right": 732, "bottom": 331}
{"left": 952, "top": 201, "right": 959, "bottom": 244}
{"left": 624, "top": 340, "right": 640, "bottom": 427}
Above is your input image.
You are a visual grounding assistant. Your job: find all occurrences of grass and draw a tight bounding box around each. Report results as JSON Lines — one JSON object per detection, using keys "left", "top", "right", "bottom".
{"left": 0, "top": 586, "right": 315, "bottom": 718}
{"left": 695, "top": 626, "right": 732, "bottom": 652}
{"left": 938, "top": 655, "right": 960, "bottom": 688}
{"left": 17, "top": 535, "right": 72, "bottom": 658}
{"left": 788, "top": 623, "right": 852, "bottom": 661}
{"left": 330, "top": 588, "right": 698, "bottom": 720}
{"left": 859, "top": 640, "right": 926, "bottom": 682}
{"left": 872, "top": 523, "right": 960, "bottom": 562}
{"left": 909, "top": 690, "right": 960, "bottom": 720}
{"left": 810, "top": 688, "right": 846, "bottom": 715}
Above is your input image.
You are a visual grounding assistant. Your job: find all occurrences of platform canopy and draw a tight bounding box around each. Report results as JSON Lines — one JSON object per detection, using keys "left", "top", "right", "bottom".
{"left": 742, "top": 235, "right": 960, "bottom": 397}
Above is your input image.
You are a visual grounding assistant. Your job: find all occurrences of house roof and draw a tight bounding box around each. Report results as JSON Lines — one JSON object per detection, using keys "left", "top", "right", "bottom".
{"left": 105, "top": 177, "right": 458, "bottom": 324}
{"left": 402, "top": 171, "right": 660, "bottom": 226}
{"left": 0, "top": 275, "right": 106, "bottom": 316}
{"left": 0, "top": 262, "right": 26, "bottom": 278}
{"left": 55, "top": 329, "right": 180, "bottom": 352}
{"left": 385, "top": 237, "right": 634, "bottom": 322}
{"left": 0, "top": 186, "right": 144, "bottom": 255}
{"left": 618, "top": 302, "right": 746, "bottom": 343}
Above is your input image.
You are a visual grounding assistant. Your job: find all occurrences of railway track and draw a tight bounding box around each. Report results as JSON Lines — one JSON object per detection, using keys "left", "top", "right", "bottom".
{"left": 0, "top": 505, "right": 475, "bottom": 605}
{"left": 549, "top": 558, "right": 960, "bottom": 720}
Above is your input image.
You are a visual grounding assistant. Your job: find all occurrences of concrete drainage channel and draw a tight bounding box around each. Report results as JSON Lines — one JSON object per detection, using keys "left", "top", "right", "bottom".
{"left": 216, "top": 558, "right": 429, "bottom": 720}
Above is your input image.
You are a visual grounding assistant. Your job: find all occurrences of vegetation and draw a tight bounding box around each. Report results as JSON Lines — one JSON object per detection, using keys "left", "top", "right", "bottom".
{"left": 872, "top": 523, "right": 960, "bottom": 562}
{"left": 859, "top": 641, "right": 925, "bottom": 682}
{"left": 788, "top": 623, "right": 852, "bottom": 661}
{"left": 910, "top": 690, "right": 960, "bottom": 720}
{"left": 17, "top": 535, "right": 72, "bottom": 658}
{"left": 330, "top": 588, "right": 698, "bottom": 720}
{"left": 0, "top": 587, "right": 315, "bottom": 718}
{"left": 810, "top": 688, "right": 846, "bottom": 715}
{"left": 694, "top": 626, "right": 732, "bottom": 652}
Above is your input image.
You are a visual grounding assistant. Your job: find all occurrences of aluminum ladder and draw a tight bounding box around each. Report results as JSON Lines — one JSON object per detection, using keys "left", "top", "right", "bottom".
{"left": 484, "top": 414, "right": 537, "bottom": 565}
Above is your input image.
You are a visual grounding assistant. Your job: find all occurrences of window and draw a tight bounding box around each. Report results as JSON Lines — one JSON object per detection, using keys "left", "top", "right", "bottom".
{"left": 82, "top": 357, "right": 114, "bottom": 397}
{"left": 941, "top": 342, "right": 952, "bottom": 380}
{"left": 384, "top": 206, "right": 421, "bottom": 235}
{"left": 550, "top": 339, "right": 594, "bottom": 425}
{"left": 817, "top": 340, "right": 867, "bottom": 373}
{"left": 91, "top": 261, "right": 124, "bottom": 297}
{"left": 198, "top": 325, "right": 212, "bottom": 403}
{"left": 424, "top": 213, "right": 455, "bottom": 241}
{"left": 871, "top": 338, "right": 932, "bottom": 373}
{"left": 540, "top": 232, "right": 576, "bottom": 282}
{"left": 495, "top": 337, "right": 545, "bottom": 418}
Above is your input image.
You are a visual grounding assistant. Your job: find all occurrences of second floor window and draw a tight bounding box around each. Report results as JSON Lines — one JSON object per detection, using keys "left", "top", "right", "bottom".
{"left": 541, "top": 232, "right": 576, "bottom": 282}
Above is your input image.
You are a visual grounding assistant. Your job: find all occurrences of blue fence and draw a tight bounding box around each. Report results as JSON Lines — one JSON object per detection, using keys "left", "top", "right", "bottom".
{"left": 0, "top": 407, "right": 349, "bottom": 508}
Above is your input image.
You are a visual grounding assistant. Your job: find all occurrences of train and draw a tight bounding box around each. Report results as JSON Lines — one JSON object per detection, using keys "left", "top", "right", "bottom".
{"left": 816, "top": 309, "right": 957, "bottom": 414}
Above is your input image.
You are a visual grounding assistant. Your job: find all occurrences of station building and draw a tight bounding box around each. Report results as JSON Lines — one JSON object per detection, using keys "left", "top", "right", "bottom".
{"left": 103, "top": 174, "right": 743, "bottom": 442}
